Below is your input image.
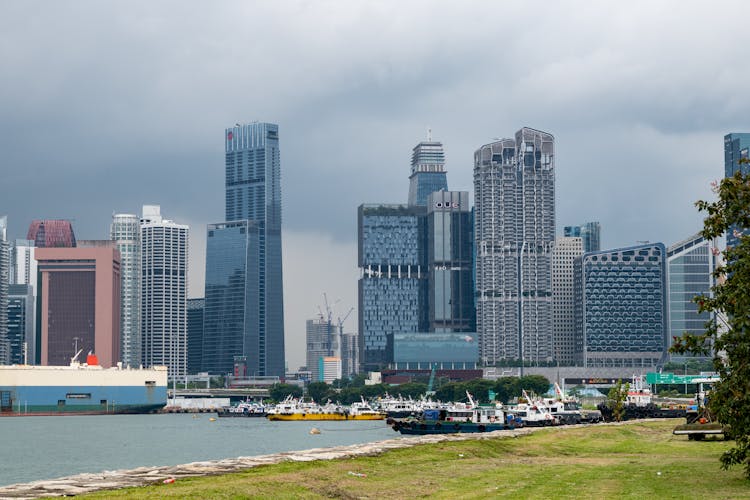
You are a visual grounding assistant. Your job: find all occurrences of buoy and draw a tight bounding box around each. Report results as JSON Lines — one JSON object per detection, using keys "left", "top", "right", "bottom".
{"left": 309, "top": 427, "right": 321, "bottom": 434}
{"left": 209, "top": 417, "right": 216, "bottom": 422}
{"left": 163, "top": 478, "right": 175, "bottom": 484}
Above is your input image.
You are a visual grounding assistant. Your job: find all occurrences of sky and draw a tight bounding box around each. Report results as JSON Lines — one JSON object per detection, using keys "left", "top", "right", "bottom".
{"left": 2, "top": 1, "right": 749, "bottom": 370}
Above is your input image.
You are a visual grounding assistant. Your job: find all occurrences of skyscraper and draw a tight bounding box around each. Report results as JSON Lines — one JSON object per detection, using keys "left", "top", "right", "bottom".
{"left": 7, "top": 284, "right": 33, "bottom": 364}
{"left": 111, "top": 214, "right": 141, "bottom": 368}
{"left": 203, "top": 122, "right": 285, "bottom": 377}
{"left": 358, "top": 204, "right": 425, "bottom": 371}
{"left": 552, "top": 236, "right": 583, "bottom": 365}
{"left": 141, "top": 205, "right": 188, "bottom": 379}
{"left": 563, "top": 222, "right": 601, "bottom": 253}
{"left": 408, "top": 135, "right": 448, "bottom": 207}
{"left": 0, "top": 217, "right": 9, "bottom": 364}
{"left": 667, "top": 234, "right": 717, "bottom": 359}
{"left": 724, "top": 133, "right": 750, "bottom": 248}
{"left": 306, "top": 317, "right": 335, "bottom": 382}
{"left": 202, "top": 221, "right": 262, "bottom": 375}
{"left": 575, "top": 242, "right": 668, "bottom": 368}
{"left": 35, "top": 246, "right": 121, "bottom": 367}
{"left": 426, "top": 191, "right": 475, "bottom": 333}
{"left": 474, "top": 128, "right": 555, "bottom": 365}
{"left": 186, "top": 298, "right": 204, "bottom": 374}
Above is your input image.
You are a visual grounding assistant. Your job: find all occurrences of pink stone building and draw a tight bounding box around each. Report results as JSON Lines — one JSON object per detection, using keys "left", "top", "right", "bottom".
{"left": 35, "top": 247, "right": 121, "bottom": 367}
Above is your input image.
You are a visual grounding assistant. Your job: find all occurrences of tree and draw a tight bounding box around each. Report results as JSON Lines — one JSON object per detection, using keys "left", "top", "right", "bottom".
{"left": 306, "top": 382, "right": 331, "bottom": 403}
{"left": 671, "top": 166, "right": 750, "bottom": 477}
{"left": 268, "top": 383, "right": 303, "bottom": 402}
{"left": 607, "top": 380, "right": 630, "bottom": 422}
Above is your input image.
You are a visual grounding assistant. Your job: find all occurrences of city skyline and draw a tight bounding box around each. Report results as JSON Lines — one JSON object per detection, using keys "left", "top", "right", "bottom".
{"left": 1, "top": 2, "right": 748, "bottom": 369}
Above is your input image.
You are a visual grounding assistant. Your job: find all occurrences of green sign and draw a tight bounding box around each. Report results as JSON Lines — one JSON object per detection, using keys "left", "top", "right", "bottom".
{"left": 488, "top": 390, "right": 496, "bottom": 401}
{"left": 646, "top": 372, "right": 706, "bottom": 385}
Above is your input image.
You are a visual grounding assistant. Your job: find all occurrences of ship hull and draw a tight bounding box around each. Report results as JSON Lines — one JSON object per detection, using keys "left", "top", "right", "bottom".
{"left": 0, "top": 365, "right": 168, "bottom": 415}
{"left": 392, "top": 420, "right": 513, "bottom": 435}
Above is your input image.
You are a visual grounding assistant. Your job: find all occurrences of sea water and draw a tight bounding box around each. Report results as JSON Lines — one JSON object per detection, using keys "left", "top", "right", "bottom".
{"left": 0, "top": 414, "right": 397, "bottom": 486}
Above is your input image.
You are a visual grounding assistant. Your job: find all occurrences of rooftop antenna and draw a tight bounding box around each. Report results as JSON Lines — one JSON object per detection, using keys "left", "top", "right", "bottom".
{"left": 427, "top": 127, "right": 432, "bottom": 142}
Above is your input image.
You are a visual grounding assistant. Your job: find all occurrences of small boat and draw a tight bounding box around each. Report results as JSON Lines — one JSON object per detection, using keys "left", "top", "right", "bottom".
{"left": 347, "top": 398, "right": 386, "bottom": 420}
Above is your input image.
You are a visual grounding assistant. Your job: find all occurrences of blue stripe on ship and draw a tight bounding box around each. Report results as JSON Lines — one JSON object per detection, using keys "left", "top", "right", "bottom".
{"left": 0, "top": 385, "right": 167, "bottom": 414}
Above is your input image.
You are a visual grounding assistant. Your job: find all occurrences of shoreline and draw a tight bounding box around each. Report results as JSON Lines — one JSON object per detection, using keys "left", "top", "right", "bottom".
{"left": 0, "top": 420, "right": 656, "bottom": 499}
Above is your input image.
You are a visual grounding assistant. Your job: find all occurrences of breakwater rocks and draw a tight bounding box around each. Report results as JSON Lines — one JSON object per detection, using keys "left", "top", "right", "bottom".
{"left": 0, "top": 421, "right": 651, "bottom": 499}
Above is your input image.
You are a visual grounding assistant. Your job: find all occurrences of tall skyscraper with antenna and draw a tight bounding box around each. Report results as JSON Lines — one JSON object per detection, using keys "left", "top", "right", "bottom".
{"left": 408, "top": 131, "right": 448, "bottom": 207}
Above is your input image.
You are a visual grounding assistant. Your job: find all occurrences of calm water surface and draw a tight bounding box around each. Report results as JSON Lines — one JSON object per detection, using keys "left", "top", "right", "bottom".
{"left": 0, "top": 414, "right": 398, "bottom": 486}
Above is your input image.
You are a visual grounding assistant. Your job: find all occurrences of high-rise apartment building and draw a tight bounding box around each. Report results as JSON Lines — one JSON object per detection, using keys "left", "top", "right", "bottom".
{"left": 10, "top": 239, "right": 36, "bottom": 286}
{"left": 209, "top": 122, "right": 285, "bottom": 377}
{"left": 7, "top": 284, "right": 33, "bottom": 364}
{"left": 575, "top": 242, "right": 668, "bottom": 368}
{"left": 111, "top": 214, "right": 141, "bottom": 368}
{"left": 27, "top": 220, "right": 76, "bottom": 248}
{"left": 141, "top": 205, "right": 188, "bottom": 379}
{"left": 35, "top": 246, "right": 121, "bottom": 367}
{"left": 408, "top": 136, "right": 448, "bottom": 207}
{"left": 187, "top": 298, "right": 204, "bottom": 374}
{"left": 667, "top": 234, "right": 717, "bottom": 359}
{"left": 426, "top": 191, "right": 475, "bottom": 333}
{"left": 552, "top": 236, "right": 583, "bottom": 365}
{"left": 306, "top": 318, "right": 335, "bottom": 382}
{"left": 563, "top": 222, "right": 601, "bottom": 253}
{"left": 724, "top": 133, "right": 750, "bottom": 248}
{"left": 474, "top": 128, "right": 555, "bottom": 365}
{"left": 358, "top": 204, "right": 426, "bottom": 371}
{"left": 0, "top": 217, "right": 9, "bottom": 364}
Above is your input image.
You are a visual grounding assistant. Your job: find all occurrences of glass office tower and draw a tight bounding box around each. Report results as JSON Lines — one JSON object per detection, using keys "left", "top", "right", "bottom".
{"left": 552, "top": 236, "right": 584, "bottom": 365}
{"left": 204, "top": 122, "right": 285, "bottom": 377}
{"left": 575, "top": 242, "right": 668, "bottom": 368}
{"left": 667, "top": 234, "right": 717, "bottom": 360}
{"left": 426, "top": 191, "right": 475, "bottom": 333}
{"left": 202, "top": 221, "right": 263, "bottom": 375}
{"left": 187, "top": 298, "right": 204, "bottom": 374}
{"left": 724, "top": 133, "right": 750, "bottom": 248}
{"left": 474, "top": 128, "right": 555, "bottom": 365}
{"left": 564, "top": 222, "right": 601, "bottom": 253}
{"left": 408, "top": 137, "right": 448, "bottom": 207}
{"left": 358, "top": 204, "right": 426, "bottom": 371}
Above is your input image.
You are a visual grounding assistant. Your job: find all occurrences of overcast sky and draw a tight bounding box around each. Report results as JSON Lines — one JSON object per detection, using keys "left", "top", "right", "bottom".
{"left": 2, "top": 1, "right": 749, "bottom": 370}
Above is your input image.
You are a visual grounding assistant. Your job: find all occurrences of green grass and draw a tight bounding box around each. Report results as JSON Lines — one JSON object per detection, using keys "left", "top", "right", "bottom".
{"left": 82, "top": 420, "right": 750, "bottom": 499}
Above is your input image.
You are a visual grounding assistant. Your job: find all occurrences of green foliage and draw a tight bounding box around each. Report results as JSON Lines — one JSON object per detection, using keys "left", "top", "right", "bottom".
{"left": 306, "top": 381, "right": 331, "bottom": 403}
{"left": 607, "top": 380, "right": 629, "bottom": 422}
{"left": 671, "top": 166, "right": 750, "bottom": 477}
{"left": 267, "top": 383, "right": 302, "bottom": 402}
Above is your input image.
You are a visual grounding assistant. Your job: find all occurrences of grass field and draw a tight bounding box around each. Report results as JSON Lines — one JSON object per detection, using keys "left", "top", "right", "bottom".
{"left": 83, "top": 420, "right": 749, "bottom": 499}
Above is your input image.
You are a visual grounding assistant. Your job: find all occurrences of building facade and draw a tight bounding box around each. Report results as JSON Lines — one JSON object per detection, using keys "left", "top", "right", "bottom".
{"left": 7, "top": 284, "right": 33, "bottom": 364}
{"left": 408, "top": 137, "right": 448, "bottom": 207}
{"left": 0, "top": 217, "right": 8, "bottom": 364}
{"left": 563, "top": 222, "right": 601, "bottom": 253}
{"left": 187, "top": 298, "right": 204, "bottom": 374}
{"left": 35, "top": 247, "right": 121, "bottom": 367}
{"left": 358, "top": 204, "right": 426, "bottom": 371}
{"left": 667, "top": 234, "right": 717, "bottom": 359}
{"left": 217, "top": 122, "right": 285, "bottom": 377}
{"left": 426, "top": 191, "right": 475, "bottom": 333}
{"left": 10, "top": 239, "right": 36, "bottom": 287}
{"left": 389, "top": 332, "right": 479, "bottom": 370}
{"left": 474, "top": 128, "right": 555, "bottom": 365}
{"left": 141, "top": 205, "right": 188, "bottom": 379}
{"left": 111, "top": 214, "right": 141, "bottom": 368}
{"left": 306, "top": 318, "right": 335, "bottom": 382}
{"left": 575, "top": 243, "right": 668, "bottom": 368}
{"left": 552, "top": 237, "right": 584, "bottom": 365}
{"left": 724, "top": 133, "right": 750, "bottom": 248}
{"left": 340, "top": 331, "right": 359, "bottom": 378}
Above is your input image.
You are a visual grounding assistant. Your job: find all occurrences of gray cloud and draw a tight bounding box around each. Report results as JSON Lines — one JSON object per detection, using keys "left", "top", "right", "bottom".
{"left": 1, "top": 1, "right": 748, "bottom": 368}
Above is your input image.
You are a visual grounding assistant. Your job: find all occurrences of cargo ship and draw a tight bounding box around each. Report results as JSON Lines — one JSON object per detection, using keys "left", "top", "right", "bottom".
{"left": 0, "top": 353, "right": 168, "bottom": 415}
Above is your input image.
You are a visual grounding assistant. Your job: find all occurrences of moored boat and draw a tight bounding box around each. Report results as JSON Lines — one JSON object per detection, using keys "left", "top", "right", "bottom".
{"left": 0, "top": 354, "right": 168, "bottom": 415}
{"left": 217, "top": 401, "right": 268, "bottom": 417}
{"left": 389, "top": 406, "right": 520, "bottom": 435}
